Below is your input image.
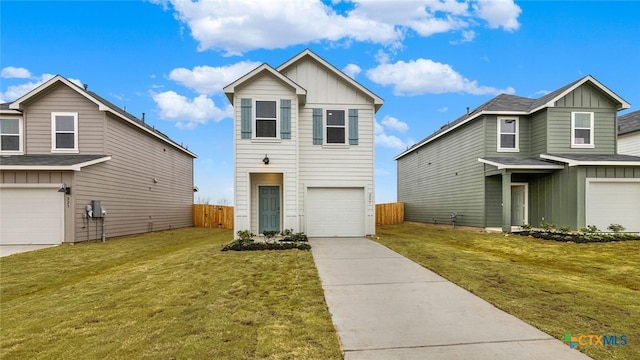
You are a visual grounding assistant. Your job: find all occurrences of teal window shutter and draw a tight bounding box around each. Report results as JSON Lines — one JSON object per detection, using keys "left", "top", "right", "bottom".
{"left": 313, "top": 108, "right": 323, "bottom": 145}
{"left": 240, "top": 98, "right": 252, "bottom": 139}
{"left": 280, "top": 99, "right": 291, "bottom": 139}
{"left": 348, "top": 109, "right": 358, "bottom": 145}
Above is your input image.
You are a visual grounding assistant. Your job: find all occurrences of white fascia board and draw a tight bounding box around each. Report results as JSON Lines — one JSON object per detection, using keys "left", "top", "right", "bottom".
{"left": 223, "top": 63, "right": 307, "bottom": 104}
{"left": 540, "top": 154, "right": 640, "bottom": 167}
{"left": 9, "top": 75, "right": 196, "bottom": 158}
{"left": 0, "top": 156, "right": 111, "bottom": 171}
{"left": 277, "top": 49, "right": 383, "bottom": 110}
{"left": 395, "top": 110, "right": 530, "bottom": 160}
{"left": 530, "top": 75, "right": 630, "bottom": 113}
{"left": 477, "top": 158, "right": 565, "bottom": 170}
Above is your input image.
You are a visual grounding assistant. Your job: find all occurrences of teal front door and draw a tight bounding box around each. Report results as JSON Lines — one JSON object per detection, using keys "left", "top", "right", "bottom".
{"left": 511, "top": 185, "right": 526, "bottom": 226}
{"left": 259, "top": 186, "right": 280, "bottom": 233}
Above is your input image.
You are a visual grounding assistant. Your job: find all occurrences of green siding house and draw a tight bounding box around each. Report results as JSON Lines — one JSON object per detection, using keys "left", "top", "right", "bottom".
{"left": 396, "top": 75, "right": 640, "bottom": 232}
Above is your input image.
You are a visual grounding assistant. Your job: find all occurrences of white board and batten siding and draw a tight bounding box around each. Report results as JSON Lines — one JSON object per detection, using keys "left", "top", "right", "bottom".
{"left": 585, "top": 179, "right": 640, "bottom": 233}
{"left": 285, "top": 58, "right": 376, "bottom": 237}
{"left": 233, "top": 73, "right": 299, "bottom": 234}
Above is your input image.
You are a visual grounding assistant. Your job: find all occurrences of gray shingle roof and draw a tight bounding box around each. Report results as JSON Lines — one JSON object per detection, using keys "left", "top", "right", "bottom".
{"left": 545, "top": 153, "right": 640, "bottom": 162}
{"left": 619, "top": 110, "right": 640, "bottom": 135}
{"left": 0, "top": 154, "right": 109, "bottom": 166}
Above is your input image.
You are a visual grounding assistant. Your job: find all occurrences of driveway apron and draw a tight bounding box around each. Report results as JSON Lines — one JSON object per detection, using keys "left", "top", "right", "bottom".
{"left": 309, "top": 237, "right": 591, "bottom": 360}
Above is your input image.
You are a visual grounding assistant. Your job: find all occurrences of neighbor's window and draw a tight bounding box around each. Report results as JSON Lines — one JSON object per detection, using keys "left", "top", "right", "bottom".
{"left": 255, "top": 100, "right": 277, "bottom": 138}
{"left": 0, "top": 118, "right": 22, "bottom": 153}
{"left": 572, "top": 112, "right": 594, "bottom": 148}
{"left": 498, "top": 117, "right": 519, "bottom": 152}
{"left": 51, "top": 112, "right": 78, "bottom": 152}
{"left": 326, "top": 110, "right": 346, "bottom": 144}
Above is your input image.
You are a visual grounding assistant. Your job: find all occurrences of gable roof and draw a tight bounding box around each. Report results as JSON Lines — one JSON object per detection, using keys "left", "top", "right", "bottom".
{"left": 395, "top": 75, "right": 631, "bottom": 160}
{"left": 618, "top": 110, "right": 640, "bottom": 136}
{"left": 277, "top": 49, "right": 384, "bottom": 112}
{"left": 223, "top": 63, "right": 307, "bottom": 104}
{"left": 8, "top": 75, "right": 197, "bottom": 158}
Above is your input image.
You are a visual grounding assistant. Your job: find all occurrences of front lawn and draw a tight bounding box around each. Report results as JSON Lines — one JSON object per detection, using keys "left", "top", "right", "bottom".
{"left": 0, "top": 228, "right": 341, "bottom": 359}
{"left": 375, "top": 223, "right": 639, "bottom": 360}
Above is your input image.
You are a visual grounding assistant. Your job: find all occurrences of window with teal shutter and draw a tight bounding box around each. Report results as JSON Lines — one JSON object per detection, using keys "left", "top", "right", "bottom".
{"left": 312, "top": 108, "right": 323, "bottom": 145}
{"left": 240, "top": 98, "right": 252, "bottom": 139}
{"left": 280, "top": 99, "right": 291, "bottom": 139}
{"left": 348, "top": 109, "right": 358, "bottom": 145}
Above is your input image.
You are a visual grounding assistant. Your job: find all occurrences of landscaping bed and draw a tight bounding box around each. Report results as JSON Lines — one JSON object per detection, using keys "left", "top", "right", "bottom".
{"left": 517, "top": 230, "right": 640, "bottom": 243}
{"left": 222, "top": 229, "right": 311, "bottom": 251}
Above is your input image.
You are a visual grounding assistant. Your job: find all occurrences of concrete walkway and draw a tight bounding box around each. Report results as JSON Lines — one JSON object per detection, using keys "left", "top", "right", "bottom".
{"left": 309, "top": 237, "right": 591, "bottom": 360}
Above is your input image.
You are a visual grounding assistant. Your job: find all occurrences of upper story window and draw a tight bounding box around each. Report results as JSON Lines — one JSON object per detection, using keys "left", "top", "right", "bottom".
{"left": 255, "top": 100, "right": 277, "bottom": 138}
{"left": 51, "top": 112, "right": 78, "bottom": 153}
{"left": 497, "top": 117, "right": 519, "bottom": 152}
{"left": 0, "top": 118, "right": 23, "bottom": 154}
{"left": 326, "top": 110, "right": 346, "bottom": 144}
{"left": 571, "top": 112, "right": 594, "bottom": 148}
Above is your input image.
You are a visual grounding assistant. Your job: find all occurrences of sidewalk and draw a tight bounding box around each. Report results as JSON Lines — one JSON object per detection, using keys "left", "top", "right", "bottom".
{"left": 309, "top": 237, "right": 591, "bottom": 360}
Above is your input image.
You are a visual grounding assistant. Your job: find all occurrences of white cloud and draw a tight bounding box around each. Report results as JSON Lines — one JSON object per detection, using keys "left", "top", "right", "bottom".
{"left": 1, "top": 66, "right": 32, "bottom": 79}
{"left": 375, "top": 116, "right": 413, "bottom": 149}
{"left": 473, "top": 0, "right": 521, "bottom": 31}
{"left": 154, "top": 0, "right": 522, "bottom": 55}
{"left": 366, "top": 58, "right": 515, "bottom": 96}
{"left": 151, "top": 91, "right": 233, "bottom": 129}
{"left": 342, "top": 64, "right": 361, "bottom": 78}
{"left": 381, "top": 115, "right": 409, "bottom": 133}
{"left": 450, "top": 30, "right": 476, "bottom": 44}
{"left": 438, "top": 106, "right": 448, "bottom": 112}
{"left": 168, "top": 61, "right": 262, "bottom": 95}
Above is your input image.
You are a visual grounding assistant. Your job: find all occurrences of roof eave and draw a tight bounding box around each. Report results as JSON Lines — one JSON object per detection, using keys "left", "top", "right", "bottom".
{"left": 477, "top": 158, "right": 565, "bottom": 170}
{"left": 277, "top": 49, "right": 383, "bottom": 112}
{"left": 0, "top": 155, "right": 112, "bottom": 171}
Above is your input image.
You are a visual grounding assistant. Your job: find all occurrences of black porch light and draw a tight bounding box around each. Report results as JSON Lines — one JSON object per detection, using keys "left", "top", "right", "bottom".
{"left": 262, "top": 154, "right": 270, "bottom": 165}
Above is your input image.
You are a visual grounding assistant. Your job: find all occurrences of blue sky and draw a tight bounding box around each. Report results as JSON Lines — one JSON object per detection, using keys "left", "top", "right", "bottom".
{"left": 2, "top": 0, "right": 639, "bottom": 204}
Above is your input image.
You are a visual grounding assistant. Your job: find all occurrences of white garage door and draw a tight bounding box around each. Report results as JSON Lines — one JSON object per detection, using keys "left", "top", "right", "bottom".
{"left": 306, "top": 187, "right": 365, "bottom": 237}
{"left": 0, "top": 187, "right": 64, "bottom": 245}
{"left": 586, "top": 180, "right": 640, "bottom": 233}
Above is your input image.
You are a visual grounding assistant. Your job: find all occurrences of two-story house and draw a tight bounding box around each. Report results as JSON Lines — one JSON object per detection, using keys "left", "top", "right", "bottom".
{"left": 224, "top": 49, "right": 383, "bottom": 237}
{"left": 396, "top": 75, "right": 640, "bottom": 233}
{"left": 0, "top": 75, "right": 197, "bottom": 245}
{"left": 618, "top": 110, "right": 640, "bottom": 156}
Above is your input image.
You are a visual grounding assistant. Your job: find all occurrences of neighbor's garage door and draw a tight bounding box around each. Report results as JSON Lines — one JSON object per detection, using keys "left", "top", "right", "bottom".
{"left": 306, "top": 187, "right": 365, "bottom": 237}
{"left": 0, "top": 187, "right": 64, "bottom": 245}
{"left": 586, "top": 180, "right": 640, "bottom": 233}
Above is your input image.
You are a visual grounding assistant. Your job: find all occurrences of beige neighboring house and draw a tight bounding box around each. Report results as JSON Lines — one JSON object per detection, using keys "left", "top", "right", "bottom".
{"left": 0, "top": 75, "right": 197, "bottom": 245}
{"left": 224, "top": 49, "right": 383, "bottom": 237}
{"left": 618, "top": 110, "right": 640, "bottom": 156}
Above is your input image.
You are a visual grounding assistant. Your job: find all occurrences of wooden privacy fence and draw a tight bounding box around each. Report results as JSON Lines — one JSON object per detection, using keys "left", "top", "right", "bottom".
{"left": 376, "top": 202, "right": 404, "bottom": 225}
{"left": 193, "top": 204, "right": 234, "bottom": 229}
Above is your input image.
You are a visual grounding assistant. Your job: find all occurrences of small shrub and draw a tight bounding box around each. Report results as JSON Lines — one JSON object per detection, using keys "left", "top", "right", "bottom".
{"left": 237, "top": 230, "right": 255, "bottom": 243}
{"left": 607, "top": 224, "right": 626, "bottom": 233}
{"left": 262, "top": 230, "right": 279, "bottom": 243}
{"left": 540, "top": 221, "right": 556, "bottom": 231}
{"left": 579, "top": 225, "right": 599, "bottom": 233}
{"left": 521, "top": 223, "right": 532, "bottom": 230}
{"left": 558, "top": 226, "right": 571, "bottom": 233}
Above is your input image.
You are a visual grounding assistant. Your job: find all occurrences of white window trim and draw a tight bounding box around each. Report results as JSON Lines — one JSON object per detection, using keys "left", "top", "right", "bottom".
{"left": 0, "top": 116, "right": 24, "bottom": 155}
{"left": 324, "top": 108, "right": 349, "bottom": 146}
{"left": 497, "top": 116, "right": 519, "bottom": 152}
{"left": 51, "top": 112, "right": 79, "bottom": 153}
{"left": 253, "top": 99, "right": 279, "bottom": 139}
{"left": 571, "top": 111, "right": 595, "bottom": 149}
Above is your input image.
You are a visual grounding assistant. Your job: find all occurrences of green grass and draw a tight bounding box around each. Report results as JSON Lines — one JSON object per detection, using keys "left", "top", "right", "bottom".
{"left": 375, "top": 223, "right": 640, "bottom": 360}
{"left": 0, "top": 228, "right": 342, "bottom": 359}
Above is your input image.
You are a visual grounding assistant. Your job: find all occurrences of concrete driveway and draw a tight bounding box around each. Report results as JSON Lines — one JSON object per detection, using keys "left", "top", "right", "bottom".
{"left": 309, "top": 237, "right": 591, "bottom": 360}
{"left": 0, "top": 244, "right": 57, "bottom": 257}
